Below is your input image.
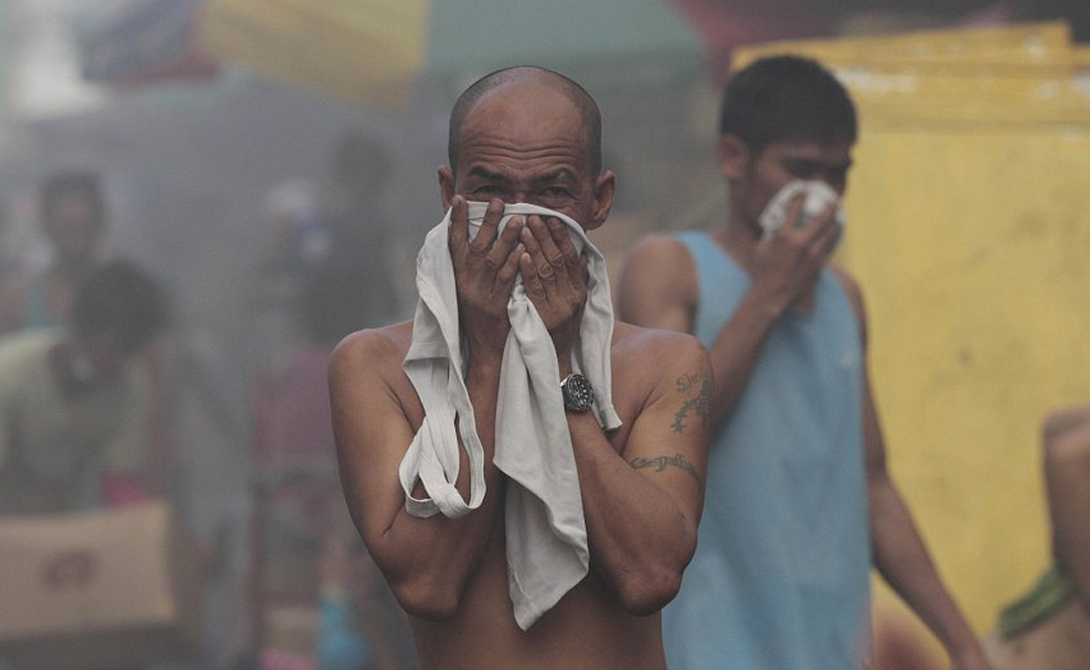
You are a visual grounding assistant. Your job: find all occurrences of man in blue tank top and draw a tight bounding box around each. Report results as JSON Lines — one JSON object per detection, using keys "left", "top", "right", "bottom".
{"left": 619, "top": 55, "right": 991, "bottom": 670}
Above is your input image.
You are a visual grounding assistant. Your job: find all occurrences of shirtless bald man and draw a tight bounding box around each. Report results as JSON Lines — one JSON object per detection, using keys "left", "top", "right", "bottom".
{"left": 329, "top": 67, "right": 711, "bottom": 670}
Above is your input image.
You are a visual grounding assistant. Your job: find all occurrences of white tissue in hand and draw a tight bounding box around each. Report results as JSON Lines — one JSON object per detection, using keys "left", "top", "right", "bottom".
{"left": 758, "top": 180, "right": 845, "bottom": 238}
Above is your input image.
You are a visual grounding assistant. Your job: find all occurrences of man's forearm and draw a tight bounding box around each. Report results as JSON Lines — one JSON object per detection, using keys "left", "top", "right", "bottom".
{"left": 706, "top": 288, "right": 782, "bottom": 428}
{"left": 377, "top": 359, "right": 506, "bottom": 618}
{"left": 566, "top": 411, "right": 697, "bottom": 615}
{"left": 870, "top": 478, "right": 983, "bottom": 662}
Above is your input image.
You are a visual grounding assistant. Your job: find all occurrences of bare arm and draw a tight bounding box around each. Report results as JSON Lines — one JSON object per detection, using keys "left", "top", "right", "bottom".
{"left": 834, "top": 270, "right": 990, "bottom": 670}
{"left": 1043, "top": 407, "right": 1090, "bottom": 607}
{"left": 521, "top": 216, "right": 710, "bottom": 614}
{"left": 330, "top": 332, "right": 505, "bottom": 620}
{"left": 331, "top": 197, "right": 526, "bottom": 620}
{"left": 619, "top": 200, "right": 840, "bottom": 431}
{"left": 565, "top": 335, "right": 710, "bottom": 614}
{"left": 1043, "top": 406, "right": 1090, "bottom": 446}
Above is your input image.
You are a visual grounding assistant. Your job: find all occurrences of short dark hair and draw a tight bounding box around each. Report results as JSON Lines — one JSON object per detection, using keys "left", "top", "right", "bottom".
{"left": 41, "top": 170, "right": 105, "bottom": 226}
{"left": 448, "top": 66, "right": 602, "bottom": 175}
{"left": 719, "top": 55, "right": 857, "bottom": 157}
{"left": 71, "top": 261, "right": 168, "bottom": 353}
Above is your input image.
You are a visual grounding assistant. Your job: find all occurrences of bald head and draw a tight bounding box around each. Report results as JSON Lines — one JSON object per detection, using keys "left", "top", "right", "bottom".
{"left": 448, "top": 66, "right": 602, "bottom": 175}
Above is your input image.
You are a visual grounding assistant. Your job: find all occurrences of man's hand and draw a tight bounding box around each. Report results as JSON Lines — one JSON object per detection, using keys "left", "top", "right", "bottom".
{"left": 517, "top": 214, "right": 589, "bottom": 371}
{"left": 449, "top": 196, "right": 525, "bottom": 365}
{"left": 750, "top": 194, "right": 841, "bottom": 317}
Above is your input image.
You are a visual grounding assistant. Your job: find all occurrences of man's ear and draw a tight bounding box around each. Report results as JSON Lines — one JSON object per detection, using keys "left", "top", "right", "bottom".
{"left": 586, "top": 170, "right": 616, "bottom": 231}
{"left": 717, "top": 135, "right": 750, "bottom": 181}
{"left": 438, "top": 165, "right": 455, "bottom": 211}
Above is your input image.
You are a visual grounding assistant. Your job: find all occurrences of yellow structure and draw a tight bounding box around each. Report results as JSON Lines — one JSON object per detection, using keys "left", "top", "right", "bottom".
{"left": 735, "top": 22, "right": 1090, "bottom": 641}
{"left": 198, "top": 0, "right": 429, "bottom": 107}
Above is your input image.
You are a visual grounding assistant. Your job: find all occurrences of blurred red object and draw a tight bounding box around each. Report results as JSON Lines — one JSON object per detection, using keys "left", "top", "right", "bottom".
{"left": 79, "top": 0, "right": 218, "bottom": 88}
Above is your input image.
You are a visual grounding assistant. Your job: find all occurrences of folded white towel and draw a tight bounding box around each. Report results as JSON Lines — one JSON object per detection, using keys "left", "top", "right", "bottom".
{"left": 399, "top": 201, "right": 621, "bottom": 629}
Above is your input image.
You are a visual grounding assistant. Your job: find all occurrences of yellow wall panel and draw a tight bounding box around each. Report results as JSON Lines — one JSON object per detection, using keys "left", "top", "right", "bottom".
{"left": 198, "top": 0, "right": 429, "bottom": 107}
{"left": 842, "top": 127, "right": 1090, "bottom": 630}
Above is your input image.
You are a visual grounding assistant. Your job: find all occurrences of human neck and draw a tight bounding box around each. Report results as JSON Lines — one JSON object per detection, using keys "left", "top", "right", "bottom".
{"left": 713, "top": 206, "right": 762, "bottom": 274}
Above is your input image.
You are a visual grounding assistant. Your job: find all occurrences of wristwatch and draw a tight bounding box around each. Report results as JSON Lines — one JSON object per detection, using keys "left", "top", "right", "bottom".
{"left": 560, "top": 373, "right": 595, "bottom": 412}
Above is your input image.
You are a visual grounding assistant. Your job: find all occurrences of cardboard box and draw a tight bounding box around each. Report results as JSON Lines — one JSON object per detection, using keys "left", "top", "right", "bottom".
{"left": 0, "top": 501, "right": 202, "bottom": 670}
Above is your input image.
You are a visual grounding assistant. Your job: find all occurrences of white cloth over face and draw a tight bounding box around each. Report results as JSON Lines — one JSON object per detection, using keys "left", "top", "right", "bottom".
{"left": 399, "top": 201, "right": 621, "bottom": 630}
{"left": 758, "top": 179, "right": 845, "bottom": 238}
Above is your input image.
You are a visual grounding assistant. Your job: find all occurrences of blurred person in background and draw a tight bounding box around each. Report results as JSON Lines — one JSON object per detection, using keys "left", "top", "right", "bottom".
{"left": 986, "top": 406, "right": 1090, "bottom": 669}
{"left": 0, "top": 170, "right": 109, "bottom": 334}
{"left": 252, "top": 133, "right": 399, "bottom": 378}
{"left": 320, "top": 132, "right": 399, "bottom": 327}
{"left": 0, "top": 260, "right": 166, "bottom": 514}
{"left": 250, "top": 263, "right": 416, "bottom": 670}
{"left": 619, "top": 55, "right": 990, "bottom": 670}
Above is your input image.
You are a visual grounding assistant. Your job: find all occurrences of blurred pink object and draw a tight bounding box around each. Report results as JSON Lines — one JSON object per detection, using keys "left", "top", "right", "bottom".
{"left": 100, "top": 471, "right": 150, "bottom": 507}
{"left": 260, "top": 648, "right": 315, "bottom": 670}
{"left": 262, "top": 346, "right": 335, "bottom": 464}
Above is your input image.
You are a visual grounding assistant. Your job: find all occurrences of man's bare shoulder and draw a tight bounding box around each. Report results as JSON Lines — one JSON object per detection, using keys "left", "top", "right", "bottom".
{"left": 618, "top": 234, "right": 699, "bottom": 324}
{"left": 625, "top": 233, "right": 691, "bottom": 264}
{"left": 329, "top": 321, "right": 413, "bottom": 384}
{"left": 611, "top": 321, "right": 709, "bottom": 391}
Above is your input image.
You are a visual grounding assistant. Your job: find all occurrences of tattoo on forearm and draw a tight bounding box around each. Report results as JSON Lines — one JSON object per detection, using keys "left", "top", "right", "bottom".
{"left": 671, "top": 369, "right": 712, "bottom": 433}
{"left": 630, "top": 453, "right": 701, "bottom": 484}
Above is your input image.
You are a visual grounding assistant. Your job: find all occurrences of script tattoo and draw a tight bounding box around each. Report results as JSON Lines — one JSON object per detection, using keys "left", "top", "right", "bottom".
{"left": 630, "top": 453, "right": 701, "bottom": 484}
{"left": 671, "top": 369, "right": 712, "bottom": 434}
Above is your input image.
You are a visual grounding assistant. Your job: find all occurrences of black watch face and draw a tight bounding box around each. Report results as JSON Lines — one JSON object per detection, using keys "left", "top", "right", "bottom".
{"left": 564, "top": 374, "right": 595, "bottom": 411}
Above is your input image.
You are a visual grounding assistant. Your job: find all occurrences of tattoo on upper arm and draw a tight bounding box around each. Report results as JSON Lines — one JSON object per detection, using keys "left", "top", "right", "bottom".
{"left": 671, "top": 369, "right": 711, "bottom": 434}
{"left": 630, "top": 453, "right": 701, "bottom": 484}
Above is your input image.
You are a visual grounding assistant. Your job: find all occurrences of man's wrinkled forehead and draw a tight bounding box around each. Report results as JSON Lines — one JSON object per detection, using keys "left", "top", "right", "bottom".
{"left": 450, "top": 73, "right": 601, "bottom": 175}
{"left": 460, "top": 83, "right": 589, "bottom": 150}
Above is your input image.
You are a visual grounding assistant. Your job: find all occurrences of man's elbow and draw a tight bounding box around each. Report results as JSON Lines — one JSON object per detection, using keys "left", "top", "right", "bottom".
{"left": 613, "top": 538, "right": 694, "bottom": 616}
{"left": 614, "top": 563, "right": 684, "bottom": 616}
{"left": 389, "top": 572, "right": 463, "bottom": 621}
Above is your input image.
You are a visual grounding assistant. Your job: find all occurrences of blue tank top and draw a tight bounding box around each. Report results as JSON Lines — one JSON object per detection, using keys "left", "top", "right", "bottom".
{"left": 663, "top": 231, "right": 872, "bottom": 670}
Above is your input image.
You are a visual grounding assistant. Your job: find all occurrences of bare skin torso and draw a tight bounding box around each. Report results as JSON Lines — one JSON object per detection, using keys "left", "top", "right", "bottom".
{"left": 377, "top": 320, "right": 668, "bottom": 670}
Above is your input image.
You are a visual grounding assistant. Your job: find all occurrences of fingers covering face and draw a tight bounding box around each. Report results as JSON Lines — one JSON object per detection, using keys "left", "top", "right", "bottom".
{"left": 451, "top": 201, "right": 586, "bottom": 298}
{"left": 469, "top": 198, "right": 505, "bottom": 255}
{"left": 448, "top": 195, "right": 469, "bottom": 256}
{"left": 518, "top": 248, "right": 545, "bottom": 299}
{"left": 485, "top": 215, "right": 523, "bottom": 277}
